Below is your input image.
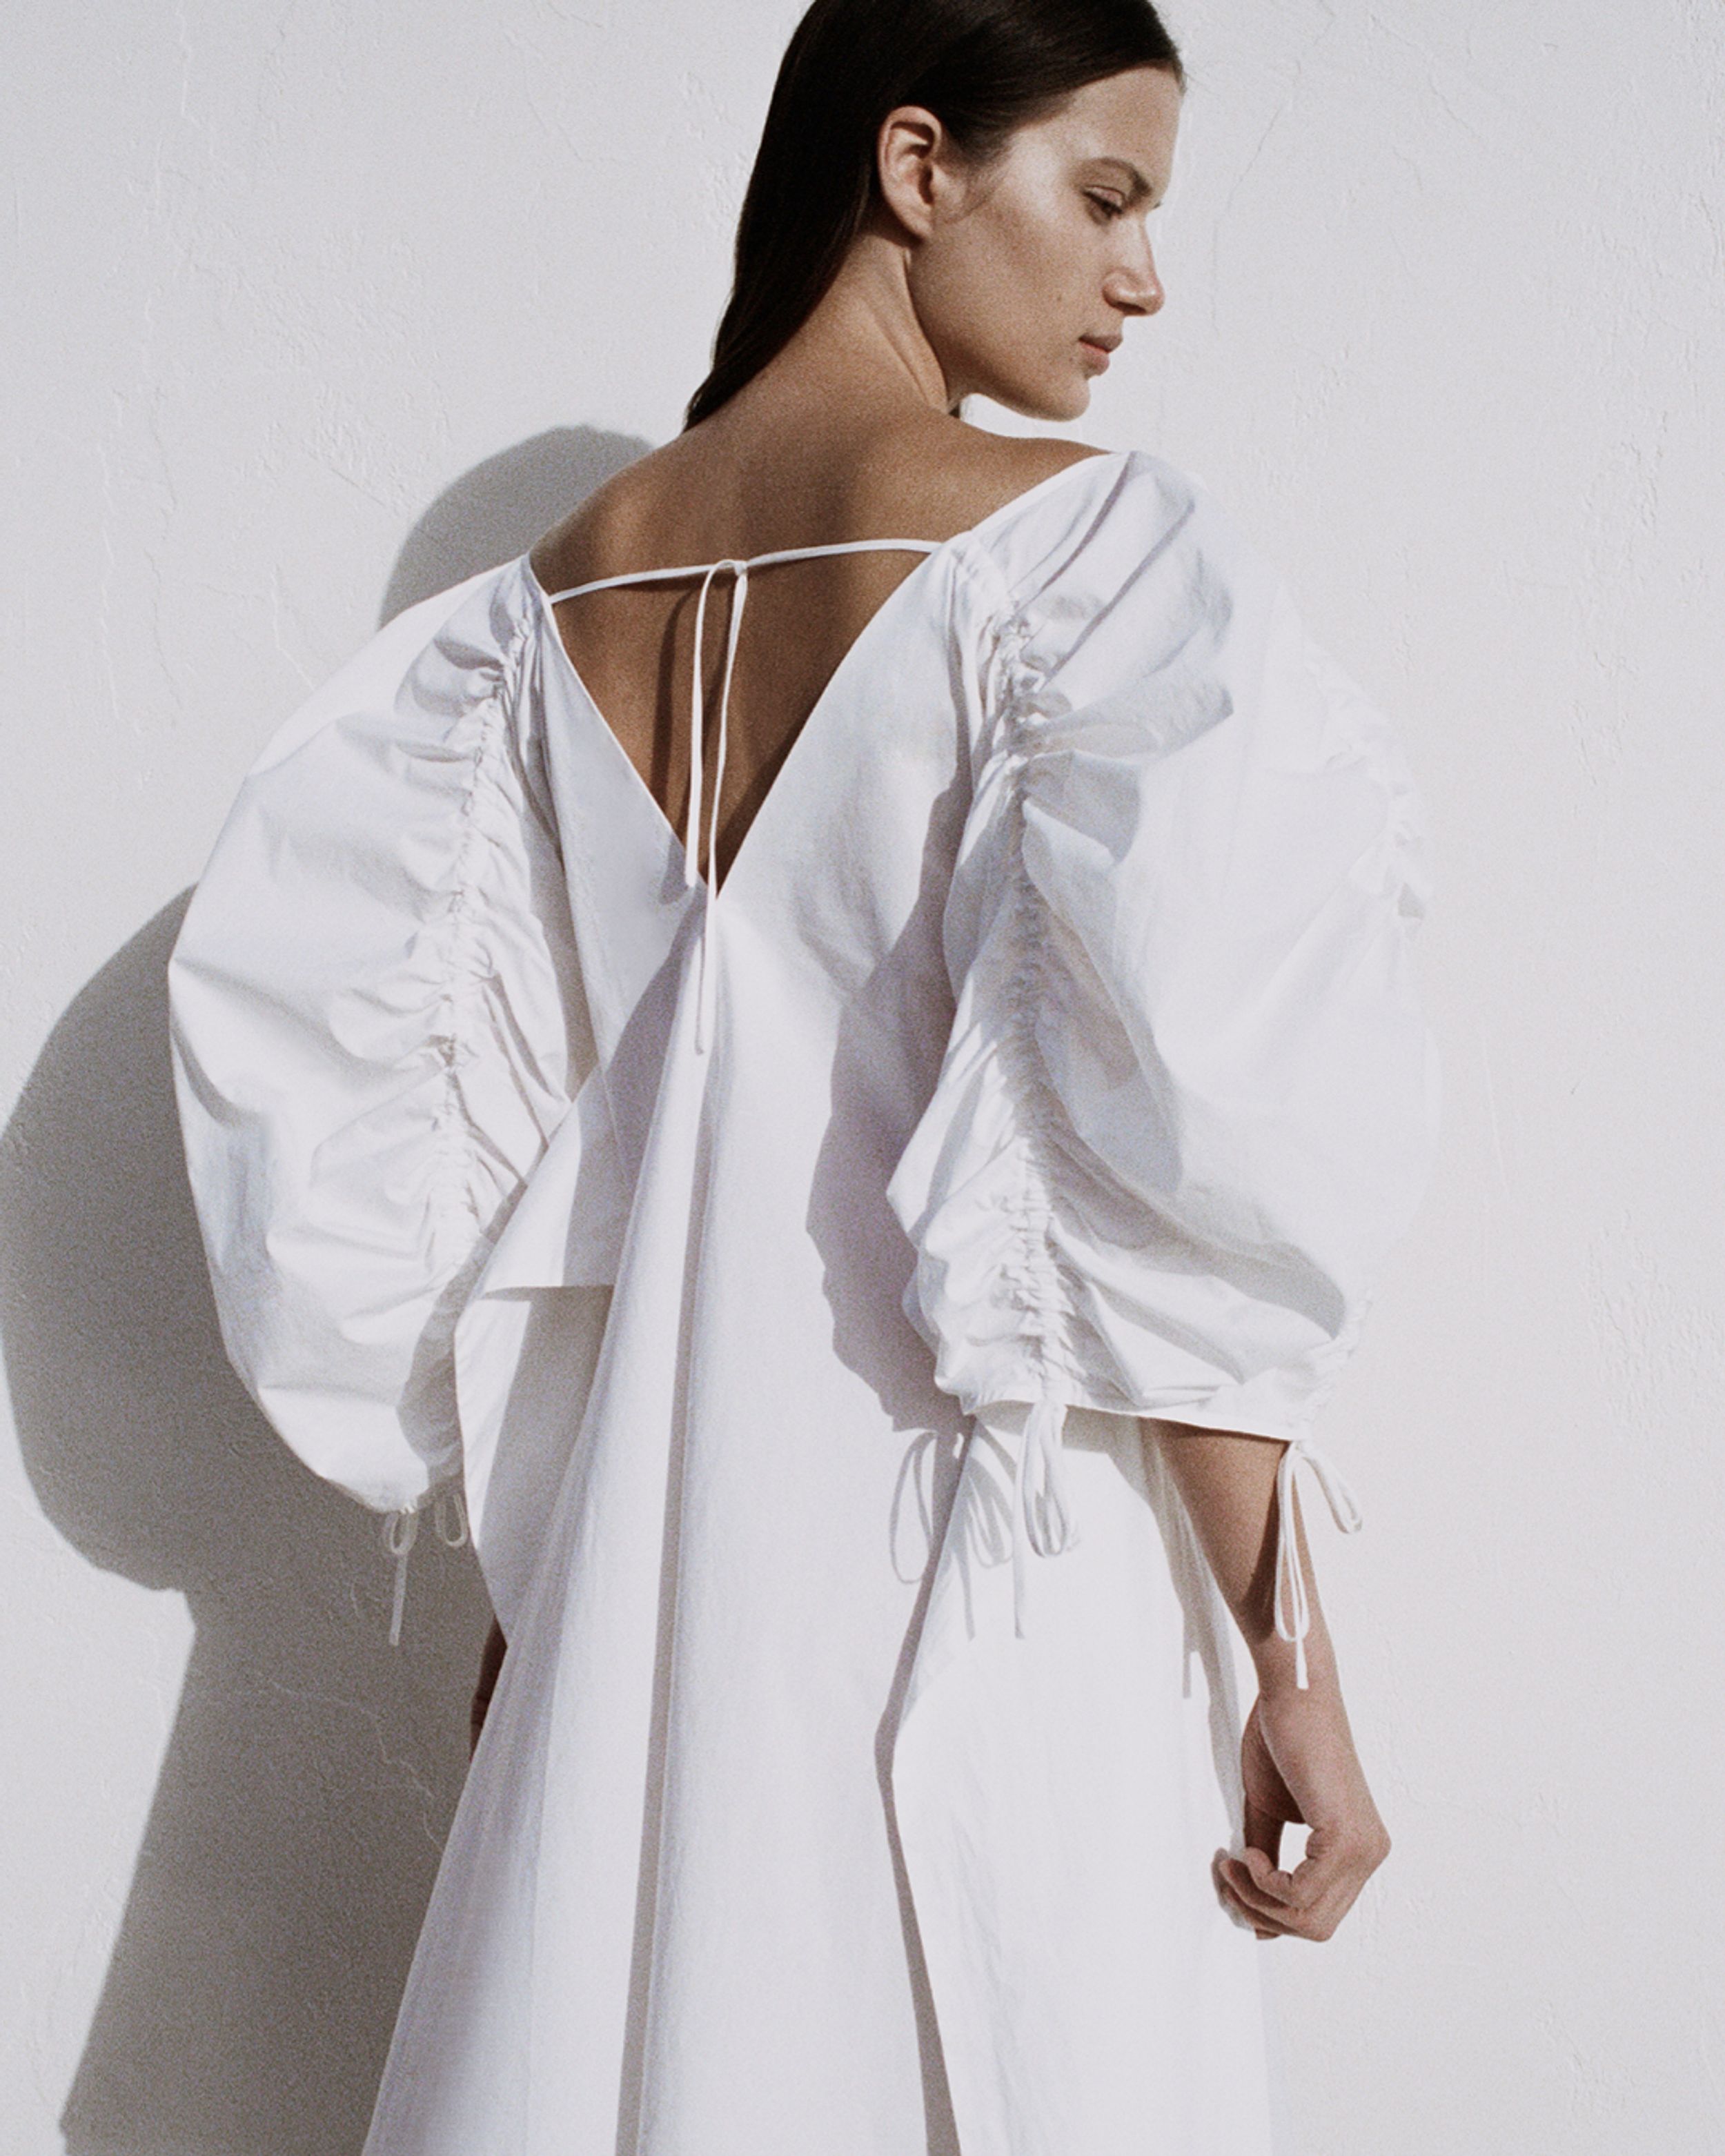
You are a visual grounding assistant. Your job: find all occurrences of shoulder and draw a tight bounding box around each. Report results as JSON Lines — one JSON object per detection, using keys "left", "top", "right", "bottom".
{"left": 529, "top": 426, "right": 1112, "bottom": 554}
{"left": 879, "top": 426, "right": 1116, "bottom": 540}
{"left": 245, "top": 563, "right": 529, "bottom": 782}
{"left": 952, "top": 440, "right": 1254, "bottom": 610}
{"left": 524, "top": 424, "right": 1218, "bottom": 585}
{"left": 528, "top": 455, "right": 661, "bottom": 595}
{"left": 954, "top": 447, "right": 1292, "bottom": 717}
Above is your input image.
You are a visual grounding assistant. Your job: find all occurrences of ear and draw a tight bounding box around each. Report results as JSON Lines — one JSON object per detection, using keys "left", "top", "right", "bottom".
{"left": 876, "top": 104, "right": 949, "bottom": 242}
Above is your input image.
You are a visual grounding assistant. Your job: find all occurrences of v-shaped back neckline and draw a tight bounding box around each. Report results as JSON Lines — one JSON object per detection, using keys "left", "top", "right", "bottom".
{"left": 528, "top": 540, "right": 940, "bottom": 911}
{"left": 522, "top": 446, "right": 1131, "bottom": 908}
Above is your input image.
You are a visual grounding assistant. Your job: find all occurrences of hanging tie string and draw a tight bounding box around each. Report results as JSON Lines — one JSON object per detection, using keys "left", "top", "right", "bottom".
{"left": 536, "top": 534, "right": 943, "bottom": 1061}
{"left": 990, "top": 1407, "right": 1362, "bottom": 1676}
{"left": 532, "top": 547, "right": 1368, "bottom": 1677}
{"left": 1271, "top": 1437, "right": 1363, "bottom": 1688}
{"left": 683, "top": 559, "right": 749, "bottom": 1056}
{"left": 998, "top": 1396, "right": 1079, "bottom": 1640}
{"left": 382, "top": 1483, "right": 471, "bottom": 1648}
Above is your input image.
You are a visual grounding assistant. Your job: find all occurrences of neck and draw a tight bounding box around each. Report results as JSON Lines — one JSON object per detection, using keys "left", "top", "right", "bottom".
{"left": 710, "top": 233, "right": 959, "bottom": 438}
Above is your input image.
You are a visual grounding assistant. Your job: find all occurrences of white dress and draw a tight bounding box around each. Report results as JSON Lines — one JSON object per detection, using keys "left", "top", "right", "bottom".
{"left": 167, "top": 446, "right": 1441, "bottom": 2155}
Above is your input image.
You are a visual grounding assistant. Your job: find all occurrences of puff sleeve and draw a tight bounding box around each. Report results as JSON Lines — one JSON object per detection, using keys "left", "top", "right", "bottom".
{"left": 167, "top": 567, "right": 589, "bottom": 1570}
{"left": 887, "top": 457, "right": 1442, "bottom": 1676}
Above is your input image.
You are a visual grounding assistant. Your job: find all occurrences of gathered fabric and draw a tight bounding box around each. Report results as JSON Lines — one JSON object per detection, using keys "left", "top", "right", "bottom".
{"left": 168, "top": 446, "right": 1439, "bottom": 2155}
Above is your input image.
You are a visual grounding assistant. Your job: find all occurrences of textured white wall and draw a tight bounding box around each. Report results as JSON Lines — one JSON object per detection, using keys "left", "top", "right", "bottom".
{"left": 3, "top": 3, "right": 1719, "bottom": 2150}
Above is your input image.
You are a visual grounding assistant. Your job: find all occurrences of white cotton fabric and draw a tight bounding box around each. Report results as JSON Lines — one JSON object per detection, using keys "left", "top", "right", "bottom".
{"left": 168, "top": 446, "right": 1441, "bottom": 2155}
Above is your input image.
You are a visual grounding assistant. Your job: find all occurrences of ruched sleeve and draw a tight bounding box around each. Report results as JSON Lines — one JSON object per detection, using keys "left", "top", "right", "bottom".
{"left": 888, "top": 454, "right": 1442, "bottom": 1675}
{"left": 167, "top": 566, "right": 589, "bottom": 1551}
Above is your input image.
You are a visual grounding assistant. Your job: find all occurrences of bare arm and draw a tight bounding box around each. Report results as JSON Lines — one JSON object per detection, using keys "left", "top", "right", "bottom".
{"left": 469, "top": 1616, "right": 508, "bottom": 1757}
{"left": 1146, "top": 1421, "right": 1391, "bottom": 1941}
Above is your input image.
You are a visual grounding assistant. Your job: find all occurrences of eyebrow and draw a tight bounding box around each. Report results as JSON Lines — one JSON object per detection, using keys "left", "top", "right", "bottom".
{"left": 1089, "top": 157, "right": 1163, "bottom": 207}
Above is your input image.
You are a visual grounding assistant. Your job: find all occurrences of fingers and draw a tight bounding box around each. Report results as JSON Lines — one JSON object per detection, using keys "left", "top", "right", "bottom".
{"left": 1212, "top": 1830, "right": 1374, "bottom": 1943}
{"left": 1238, "top": 1844, "right": 1297, "bottom": 1906}
{"left": 1226, "top": 1683, "right": 1392, "bottom": 1942}
{"left": 1214, "top": 1848, "right": 1295, "bottom": 1935}
{"left": 1238, "top": 1763, "right": 1293, "bottom": 1932}
{"left": 1241, "top": 1791, "right": 1285, "bottom": 1879}
{"left": 1242, "top": 1785, "right": 1294, "bottom": 1888}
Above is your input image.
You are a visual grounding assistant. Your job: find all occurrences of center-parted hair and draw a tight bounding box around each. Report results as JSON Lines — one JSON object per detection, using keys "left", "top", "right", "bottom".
{"left": 682, "top": 0, "right": 1184, "bottom": 429}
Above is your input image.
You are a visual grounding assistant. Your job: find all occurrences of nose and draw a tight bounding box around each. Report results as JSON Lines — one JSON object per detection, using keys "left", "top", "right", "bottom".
{"left": 1107, "top": 234, "right": 1165, "bottom": 319}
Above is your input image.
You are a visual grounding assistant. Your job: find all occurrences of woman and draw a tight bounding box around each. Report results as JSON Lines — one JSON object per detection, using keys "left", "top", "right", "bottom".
{"left": 168, "top": 0, "right": 1441, "bottom": 2149}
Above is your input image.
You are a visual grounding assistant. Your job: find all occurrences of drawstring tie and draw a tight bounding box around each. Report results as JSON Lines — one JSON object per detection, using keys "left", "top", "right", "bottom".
{"left": 998, "top": 1406, "right": 1362, "bottom": 1688}
{"left": 537, "top": 533, "right": 943, "bottom": 1062}
{"left": 382, "top": 1483, "right": 470, "bottom": 1647}
{"left": 989, "top": 1396, "right": 1080, "bottom": 1641}
{"left": 684, "top": 558, "right": 749, "bottom": 1055}
{"left": 1272, "top": 1437, "right": 1363, "bottom": 1688}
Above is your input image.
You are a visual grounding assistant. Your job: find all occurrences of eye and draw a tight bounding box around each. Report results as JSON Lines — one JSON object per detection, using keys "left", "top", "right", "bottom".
{"left": 1085, "top": 190, "right": 1126, "bottom": 221}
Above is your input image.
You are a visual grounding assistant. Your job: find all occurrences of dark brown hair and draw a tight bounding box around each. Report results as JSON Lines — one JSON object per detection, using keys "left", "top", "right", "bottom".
{"left": 682, "top": 0, "right": 1183, "bottom": 429}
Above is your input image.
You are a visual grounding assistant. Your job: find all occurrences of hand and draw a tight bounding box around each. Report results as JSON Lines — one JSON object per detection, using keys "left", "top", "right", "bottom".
{"left": 469, "top": 1616, "right": 507, "bottom": 1758}
{"left": 1213, "top": 1681, "right": 1390, "bottom": 1941}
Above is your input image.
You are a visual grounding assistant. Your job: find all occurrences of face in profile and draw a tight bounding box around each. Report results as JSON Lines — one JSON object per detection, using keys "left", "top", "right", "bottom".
{"left": 898, "top": 64, "right": 1183, "bottom": 420}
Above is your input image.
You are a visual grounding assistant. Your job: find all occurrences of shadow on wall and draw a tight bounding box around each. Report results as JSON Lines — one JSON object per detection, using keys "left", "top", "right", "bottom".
{"left": 0, "top": 424, "right": 646, "bottom": 2156}
{"left": 382, "top": 425, "right": 647, "bottom": 622}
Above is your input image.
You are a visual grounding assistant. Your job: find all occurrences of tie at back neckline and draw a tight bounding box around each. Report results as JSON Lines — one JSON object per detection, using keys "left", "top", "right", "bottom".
{"left": 540, "top": 537, "right": 940, "bottom": 1055}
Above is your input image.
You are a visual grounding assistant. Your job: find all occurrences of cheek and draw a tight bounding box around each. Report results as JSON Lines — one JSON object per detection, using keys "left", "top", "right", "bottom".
{"left": 974, "top": 195, "right": 1084, "bottom": 328}
{"left": 911, "top": 186, "right": 1090, "bottom": 386}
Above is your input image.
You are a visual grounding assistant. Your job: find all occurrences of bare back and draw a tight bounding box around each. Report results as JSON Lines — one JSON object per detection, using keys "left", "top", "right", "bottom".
{"left": 527, "top": 419, "right": 1108, "bottom": 889}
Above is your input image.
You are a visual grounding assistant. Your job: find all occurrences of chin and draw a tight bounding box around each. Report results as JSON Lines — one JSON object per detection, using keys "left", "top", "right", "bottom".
{"left": 992, "top": 378, "right": 1091, "bottom": 424}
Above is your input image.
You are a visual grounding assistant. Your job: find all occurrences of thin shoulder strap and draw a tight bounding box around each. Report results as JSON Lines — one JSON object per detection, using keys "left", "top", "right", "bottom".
{"left": 540, "top": 534, "right": 940, "bottom": 607}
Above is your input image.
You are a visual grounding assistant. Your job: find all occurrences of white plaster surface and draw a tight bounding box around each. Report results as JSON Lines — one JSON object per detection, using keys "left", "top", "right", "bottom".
{"left": 3, "top": 3, "right": 1720, "bottom": 2150}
